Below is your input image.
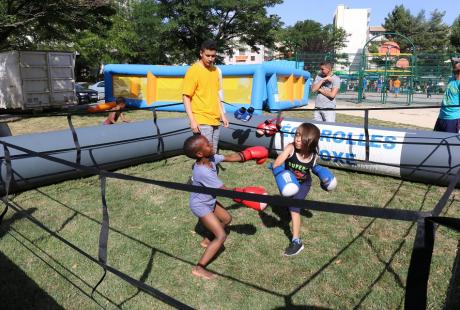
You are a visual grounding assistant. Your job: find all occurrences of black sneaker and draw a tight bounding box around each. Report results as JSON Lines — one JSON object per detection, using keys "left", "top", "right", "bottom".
{"left": 284, "top": 240, "right": 304, "bottom": 256}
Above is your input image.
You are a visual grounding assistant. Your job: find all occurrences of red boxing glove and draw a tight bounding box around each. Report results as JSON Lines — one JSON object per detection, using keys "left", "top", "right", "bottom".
{"left": 256, "top": 122, "right": 268, "bottom": 136}
{"left": 233, "top": 186, "right": 268, "bottom": 211}
{"left": 265, "top": 122, "right": 278, "bottom": 136}
{"left": 239, "top": 146, "right": 269, "bottom": 164}
{"left": 256, "top": 118, "right": 281, "bottom": 137}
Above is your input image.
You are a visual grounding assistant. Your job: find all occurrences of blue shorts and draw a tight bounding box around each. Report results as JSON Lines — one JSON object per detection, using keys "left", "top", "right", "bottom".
{"left": 190, "top": 202, "right": 216, "bottom": 218}
{"left": 393, "top": 87, "right": 400, "bottom": 93}
{"left": 434, "top": 118, "right": 460, "bottom": 133}
{"left": 289, "top": 175, "right": 312, "bottom": 213}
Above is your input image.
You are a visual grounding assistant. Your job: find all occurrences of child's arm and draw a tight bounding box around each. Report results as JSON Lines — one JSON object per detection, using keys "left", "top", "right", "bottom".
{"left": 273, "top": 143, "right": 294, "bottom": 168}
{"left": 120, "top": 112, "right": 129, "bottom": 122}
{"left": 222, "top": 153, "right": 243, "bottom": 162}
{"left": 222, "top": 146, "right": 269, "bottom": 164}
{"left": 106, "top": 111, "right": 116, "bottom": 124}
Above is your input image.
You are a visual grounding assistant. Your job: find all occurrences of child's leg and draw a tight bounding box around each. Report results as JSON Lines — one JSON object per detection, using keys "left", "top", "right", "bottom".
{"left": 200, "top": 201, "right": 231, "bottom": 248}
{"left": 284, "top": 178, "right": 311, "bottom": 256}
{"left": 214, "top": 201, "right": 232, "bottom": 226}
{"left": 193, "top": 212, "right": 227, "bottom": 279}
{"left": 290, "top": 210, "right": 301, "bottom": 240}
{"left": 289, "top": 179, "right": 311, "bottom": 239}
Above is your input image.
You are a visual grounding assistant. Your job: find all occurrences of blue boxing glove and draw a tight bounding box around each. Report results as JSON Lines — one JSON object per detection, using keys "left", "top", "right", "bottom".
{"left": 240, "top": 107, "right": 254, "bottom": 122}
{"left": 312, "top": 164, "right": 337, "bottom": 191}
{"left": 234, "top": 107, "right": 246, "bottom": 120}
{"left": 272, "top": 165, "right": 300, "bottom": 197}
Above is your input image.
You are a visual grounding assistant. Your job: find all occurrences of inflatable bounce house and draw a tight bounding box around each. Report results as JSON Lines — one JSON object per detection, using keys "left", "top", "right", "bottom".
{"left": 103, "top": 61, "right": 311, "bottom": 114}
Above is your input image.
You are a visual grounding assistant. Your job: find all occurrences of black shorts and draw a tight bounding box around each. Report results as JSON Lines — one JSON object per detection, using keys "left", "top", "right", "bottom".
{"left": 433, "top": 118, "right": 460, "bottom": 133}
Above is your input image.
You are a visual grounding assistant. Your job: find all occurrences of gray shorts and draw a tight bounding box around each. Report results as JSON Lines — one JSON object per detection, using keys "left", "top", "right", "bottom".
{"left": 190, "top": 202, "right": 215, "bottom": 218}
{"left": 314, "top": 109, "right": 336, "bottom": 122}
{"left": 198, "top": 125, "right": 220, "bottom": 153}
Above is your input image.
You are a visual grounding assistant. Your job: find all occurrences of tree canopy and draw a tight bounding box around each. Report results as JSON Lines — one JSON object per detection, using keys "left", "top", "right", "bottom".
{"left": 450, "top": 15, "right": 460, "bottom": 52}
{"left": 3, "top": 1, "right": 457, "bottom": 82}
{"left": 0, "top": 0, "right": 116, "bottom": 50}
{"left": 382, "top": 5, "right": 450, "bottom": 53}
{"left": 276, "top": 20, "right": 347, "bottom": 57}
{"left": 154, "top": 0, "right": 283, "bottom": 64}
{"left": 76, "top": 0, "right": 284, "bottom": 78}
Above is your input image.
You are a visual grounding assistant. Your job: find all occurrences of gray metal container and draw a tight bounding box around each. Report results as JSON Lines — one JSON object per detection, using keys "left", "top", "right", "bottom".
{"left": 0, "top": 51, "right": 76, "bottom": 109}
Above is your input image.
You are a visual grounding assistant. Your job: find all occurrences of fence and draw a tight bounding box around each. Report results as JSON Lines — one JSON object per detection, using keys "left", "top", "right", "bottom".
{"left": 293, "top": 52, "right": 460, "bottom": 105}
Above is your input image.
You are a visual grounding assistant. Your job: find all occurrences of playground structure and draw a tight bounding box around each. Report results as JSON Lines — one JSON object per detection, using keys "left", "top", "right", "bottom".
{"left": 103, "top": 61, "right": 311, "bottom": 113}
{"left": 294, "top": 32, "right": 460, "bottom": 105}
{"left": 357, "top": 32, "right": 416, "bottom": 105}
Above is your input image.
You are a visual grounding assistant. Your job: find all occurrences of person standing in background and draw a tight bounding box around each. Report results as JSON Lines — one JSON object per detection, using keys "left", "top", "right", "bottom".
{"left": 183, "top": 40, "right": 228, "bottom": 154}
{"left": 311, "top": 62, "right": 340, "bottom": 122}
{"left": 393, "top": 77, "right": 401, "bottom": 98}
{"left": 426, "top": 81, "right": 432, "bottom": 98}
{"left": 433, "top": 58, "right": 460, "bottom": 133}
{"left": 362, "top": 77, "right": 367, "bottom": 100}
{"left": 377, "top": 76, "right": 383, "bottom": 93}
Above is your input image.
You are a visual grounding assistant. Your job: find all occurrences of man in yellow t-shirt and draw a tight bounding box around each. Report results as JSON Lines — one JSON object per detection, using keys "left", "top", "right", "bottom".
{"left": 183, "top": 40, "right": 228, "bottom": 153}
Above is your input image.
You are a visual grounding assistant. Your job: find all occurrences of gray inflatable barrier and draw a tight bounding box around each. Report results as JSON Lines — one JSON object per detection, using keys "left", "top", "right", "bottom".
{"left": 220, "top": 113, "right": 460, "bottom": 188}
{"left": 0, "top": 118, "right": 192, "bottom": 195}
{"left": 0, "top": 112, "right": 458, "bottom": 195}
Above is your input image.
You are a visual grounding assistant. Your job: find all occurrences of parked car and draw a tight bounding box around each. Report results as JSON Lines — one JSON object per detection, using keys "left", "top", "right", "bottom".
{"left": 89, "top": 80, "right": 105, "bottom": 100}
{"left": 75, "top": 84, "right": 98, "bottom": 105}
{"left": 76, "top": 81, "right": 90, "bottom": 89}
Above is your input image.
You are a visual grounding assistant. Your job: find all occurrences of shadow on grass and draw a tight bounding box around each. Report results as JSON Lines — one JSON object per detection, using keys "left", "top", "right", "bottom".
{"left": 118, "top": 248, "right": 156, "bottom": 307}
{"left": 0, "top": 208, "right": 63, "bottom": 310}
{"left": 11, "top": 189, "right": 282, "bottom": 302}
{"left": 259, "top": 204, "right": 313, "bottom": 241}
{"left": 193, "top": 205, "right": 257, "bottom": 239}
{"left": 11, "top": 179, "right": 439, "bottom": 309}
{"left": 273, "top": 305, "right": 332, "bottom": 310}
{"left": 281, "top": 181, "right": 432, "bottom": 309}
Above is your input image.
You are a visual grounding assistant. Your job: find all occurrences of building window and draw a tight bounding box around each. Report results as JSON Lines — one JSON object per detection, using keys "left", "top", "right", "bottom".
{"left": 238, "top": 48, "right": 246, "bottom": 55}
{"left": 251, "top": 56, "right": 255, "bottom": 61}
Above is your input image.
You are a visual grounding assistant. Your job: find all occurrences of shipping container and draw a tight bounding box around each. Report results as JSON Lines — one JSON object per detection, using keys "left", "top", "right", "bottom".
{"left": 0, "top": 51, "right": 77, "bottom": 109}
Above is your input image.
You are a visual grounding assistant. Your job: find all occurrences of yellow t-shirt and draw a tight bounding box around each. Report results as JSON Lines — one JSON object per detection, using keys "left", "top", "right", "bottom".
{"left": 393, "top": 79, "right": 401, "bottom": 88}
{"left": 183, "top": 62, "right": 221, "bottom": 126}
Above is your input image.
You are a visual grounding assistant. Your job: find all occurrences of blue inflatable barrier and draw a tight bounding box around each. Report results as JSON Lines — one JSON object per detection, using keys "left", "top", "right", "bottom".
{"left": 103, "top": 62, "right": 311, "bottom": 114}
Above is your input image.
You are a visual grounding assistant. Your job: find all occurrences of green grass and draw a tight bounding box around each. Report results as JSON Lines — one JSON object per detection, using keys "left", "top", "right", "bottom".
{"left": 0, "top": 110, "right": 459, "bottom": 309}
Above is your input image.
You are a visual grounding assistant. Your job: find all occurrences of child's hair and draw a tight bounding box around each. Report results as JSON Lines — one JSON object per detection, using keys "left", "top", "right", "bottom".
{"left": 295, "top": 123, "right": 320, "bottom": 156}
{"left": 183, "top": 135, "right": 206, "bottom": 159}
{"left": 116, "top": 96, "right": 126, "bottom": 105}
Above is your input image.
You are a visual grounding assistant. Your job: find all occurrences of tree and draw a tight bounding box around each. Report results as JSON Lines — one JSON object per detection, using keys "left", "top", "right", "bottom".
{"left": 130, "top": 0, "right": 169, "bottom": 64}
{"left": 450, "top": 15, "right": 460, "bottom": 52}
{"left": 0, "top": 0, "right": 116, "bottom": 51}
{"left": 276, "top": 20, "right": 347, "bottom": 56}
{"left": 383, "top": 5, "right": 449, "bottom": 53}
{"left": 156, "top": 0, "right": 283, "bottom": 64}
{"left": 382, "top": 5, "right": 421, "bottom": 52}
{"left": 421, "top": 10, "right": 449, "bottom": 52}
{"left": 74, "top": 15, "right": 140, "bottom": 80}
